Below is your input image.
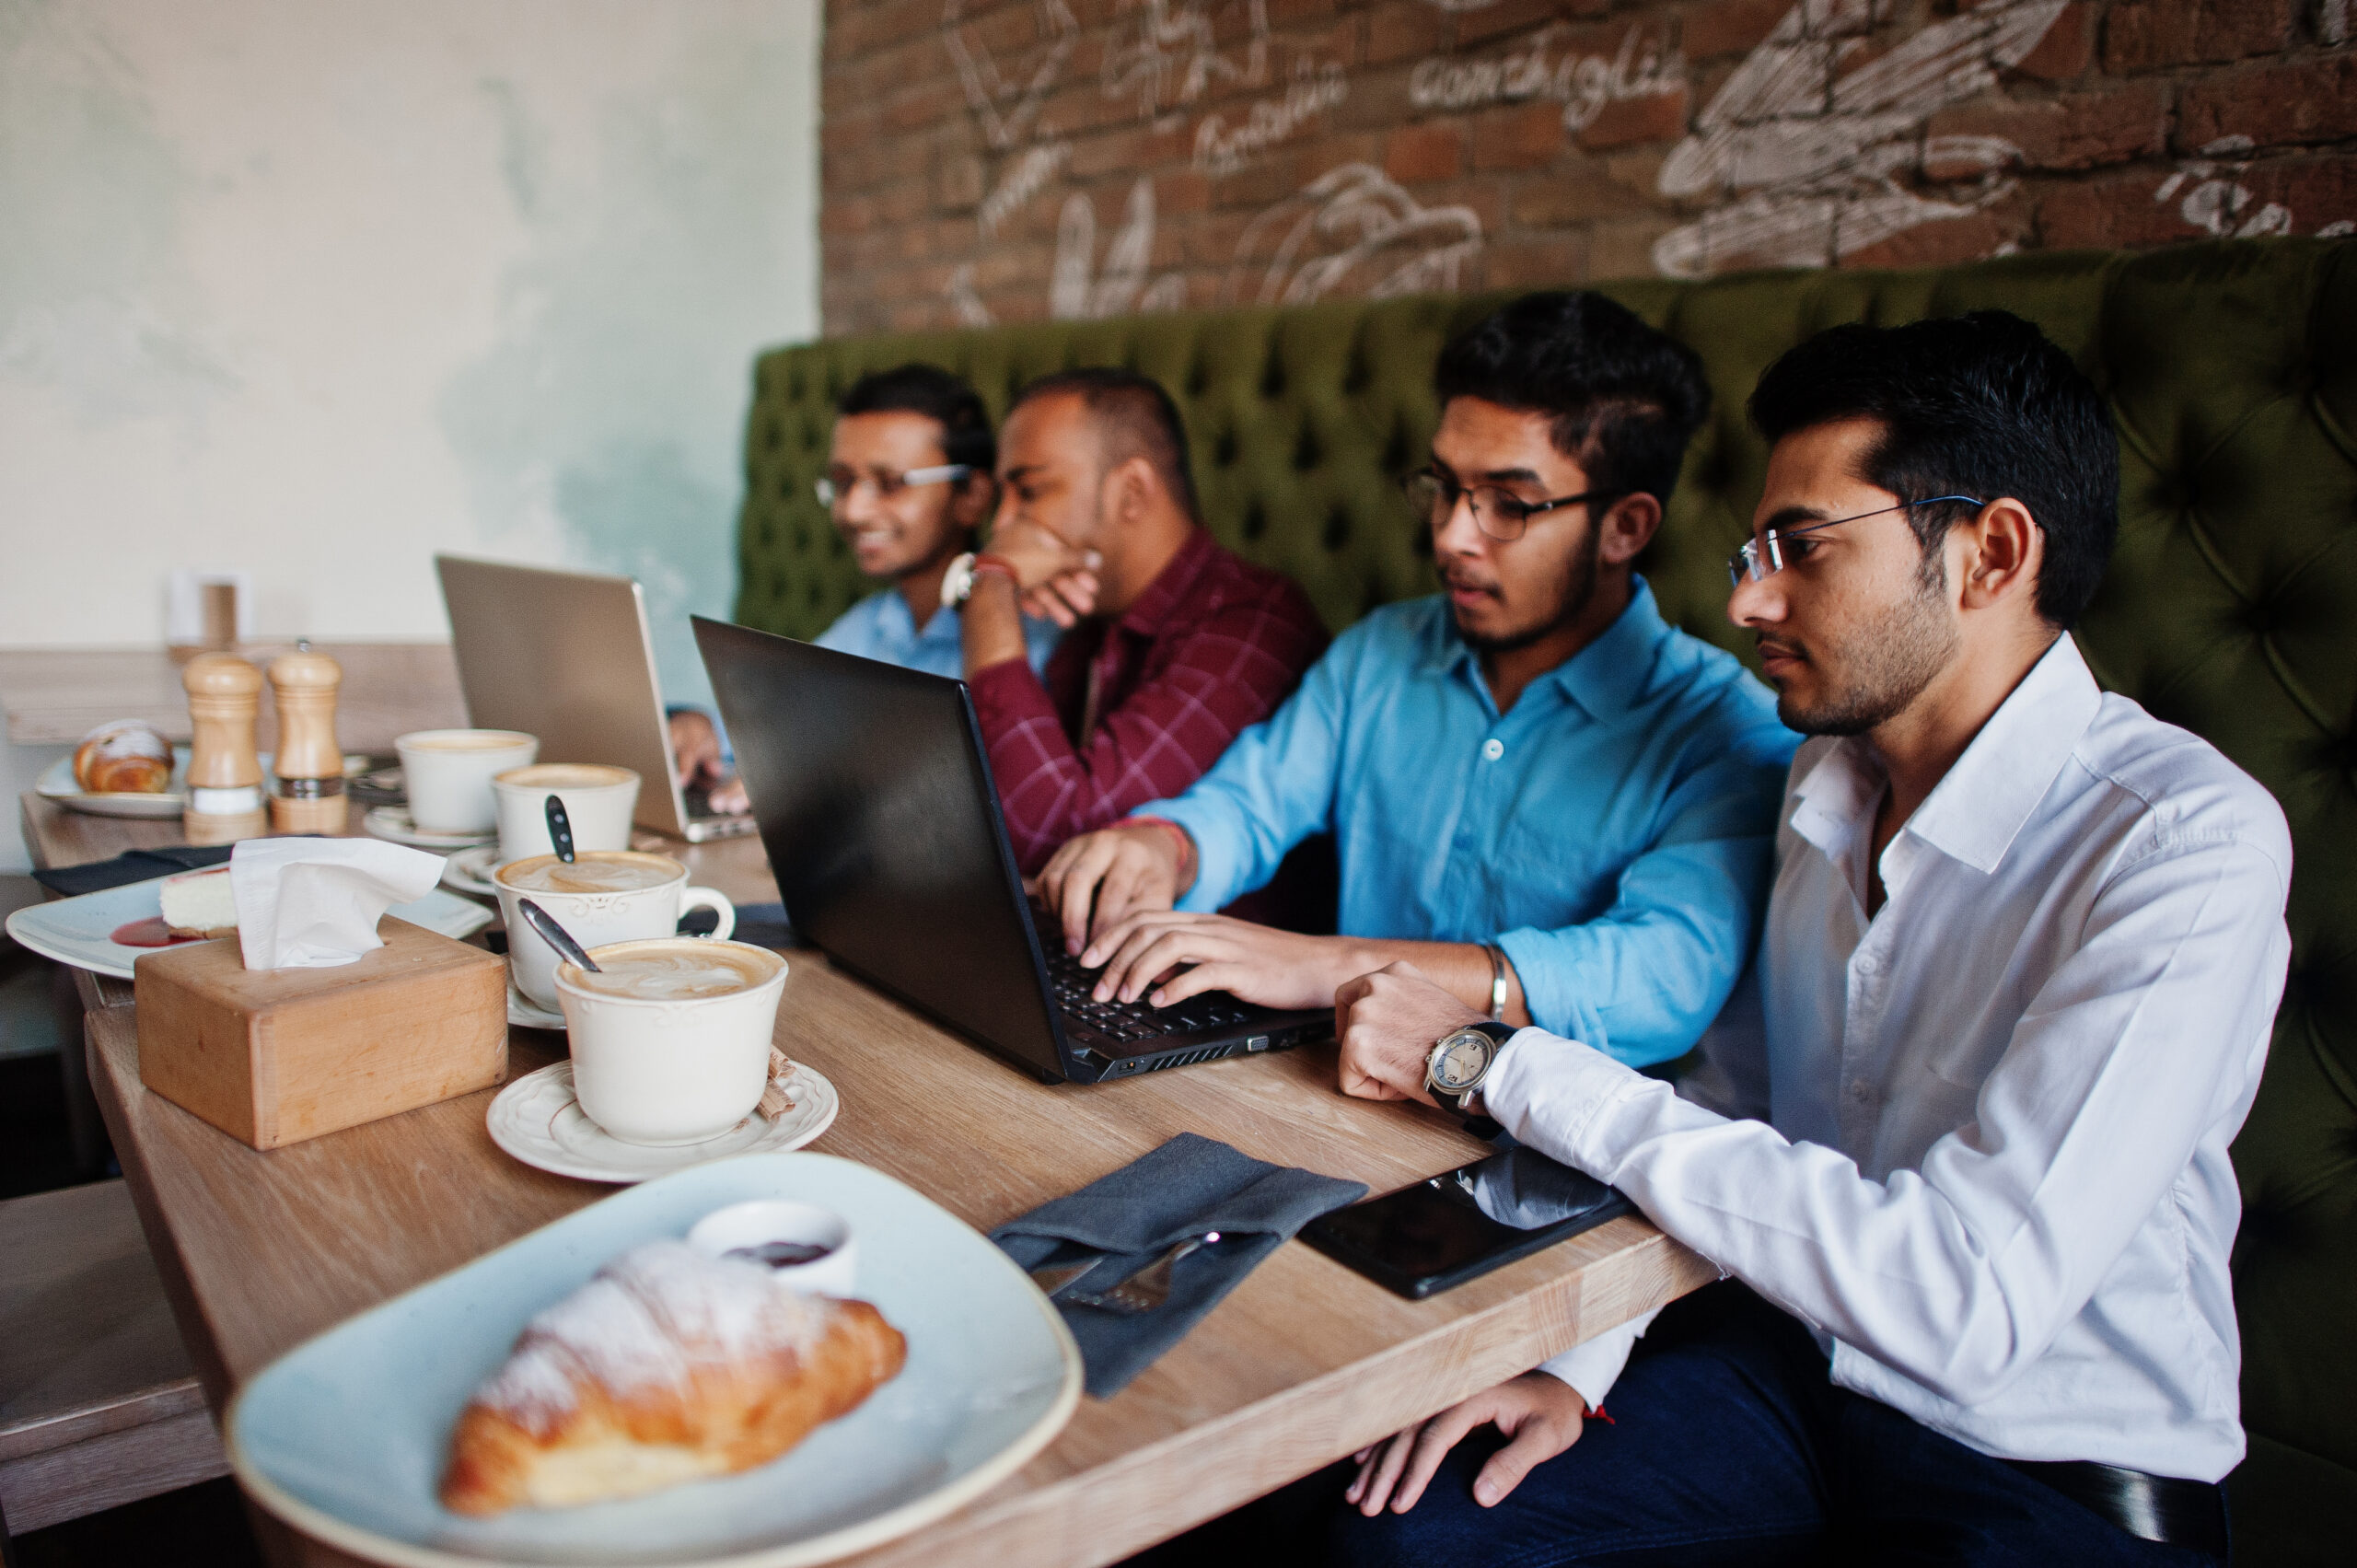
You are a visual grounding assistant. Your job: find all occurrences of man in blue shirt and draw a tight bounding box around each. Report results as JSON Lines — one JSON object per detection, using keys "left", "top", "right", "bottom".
{"left": 669, "top": 364, "right": 1060, "bottom": 807}
{"left": 1035, "top": 294, "right": 1795, "bottom": 1063}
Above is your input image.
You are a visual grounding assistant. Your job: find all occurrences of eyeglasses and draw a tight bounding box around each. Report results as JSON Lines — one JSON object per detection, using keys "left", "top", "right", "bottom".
{"left": 1400, "top": 470, "right": 1622, "bottom": 543}
{"left": 1726, "top": 496, "right": 1985, "bottom": 587}
{"left": 815, "top": 464, "right": 973, "bottom": 508}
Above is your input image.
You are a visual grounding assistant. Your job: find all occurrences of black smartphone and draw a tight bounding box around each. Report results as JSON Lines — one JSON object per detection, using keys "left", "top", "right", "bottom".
{"left": 1300, "top": 1142, "right": 1631, "bottom": 1299}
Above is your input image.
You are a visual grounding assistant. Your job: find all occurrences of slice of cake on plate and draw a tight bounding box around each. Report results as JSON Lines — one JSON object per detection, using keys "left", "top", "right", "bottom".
{"left": 159, "top": 867, "right": 238, "bottom": 939}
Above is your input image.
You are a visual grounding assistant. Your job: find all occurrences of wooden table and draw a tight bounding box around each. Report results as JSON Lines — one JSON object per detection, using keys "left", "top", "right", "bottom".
{"left": 23, "top": 794, "right": 1713, "bottom": 1568}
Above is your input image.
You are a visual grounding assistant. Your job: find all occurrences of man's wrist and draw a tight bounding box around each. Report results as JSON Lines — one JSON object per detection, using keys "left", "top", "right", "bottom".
{"left": 1120, "top": 815, "right": 1196, "bottom": 888}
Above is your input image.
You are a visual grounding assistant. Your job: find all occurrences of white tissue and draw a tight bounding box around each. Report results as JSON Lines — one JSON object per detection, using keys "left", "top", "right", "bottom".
{"left": 230, "top": 839, "right": 446, "bottom": 970}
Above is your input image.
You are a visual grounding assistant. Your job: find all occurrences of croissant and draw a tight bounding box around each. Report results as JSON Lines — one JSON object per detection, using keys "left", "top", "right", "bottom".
{"left": 439, "top": 1239, "right": 905, "bottom": 1516}
{"left": 74, "top": 721, "right": 173, "bottom": 794}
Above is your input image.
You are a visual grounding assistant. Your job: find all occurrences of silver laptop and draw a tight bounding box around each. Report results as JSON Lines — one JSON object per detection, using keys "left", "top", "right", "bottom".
{"left": 435, "top": 555, "right": 757, "bottom": 842}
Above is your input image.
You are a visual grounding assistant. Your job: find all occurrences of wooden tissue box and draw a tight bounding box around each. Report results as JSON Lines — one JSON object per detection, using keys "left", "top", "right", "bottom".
{"left": 134, "top": 916, "right": 507, "bottom": 1149}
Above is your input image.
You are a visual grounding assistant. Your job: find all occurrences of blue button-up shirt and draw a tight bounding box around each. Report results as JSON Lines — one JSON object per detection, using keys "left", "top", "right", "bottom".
{"left": 813, "top": 587, "right": 1061, "bottom": 679}
{"left": 1145, "top": 580, "right": 1796, "bottom": 1065}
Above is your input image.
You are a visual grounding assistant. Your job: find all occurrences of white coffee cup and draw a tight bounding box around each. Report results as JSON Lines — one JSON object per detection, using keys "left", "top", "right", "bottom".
{"left": 687, "top": 1201, "right": 857, "bottom": 1297}
{"left": 492, "top": 762, "right": 642, "bottom": 865}
{"left": 554, "top": 937, "right": 788, "bottom": 1145}
{"left": 494, "top": 850, "right": 736, "bottom": 1013}
{"left": 397, "top": 729, "right": 539, "bottom": 835}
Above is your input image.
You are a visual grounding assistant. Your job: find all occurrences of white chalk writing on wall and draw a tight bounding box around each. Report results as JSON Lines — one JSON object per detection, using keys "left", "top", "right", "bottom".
{"left": 980, "top": 139, "right": 1070, "bottom": 234}
{"left": 1653, "top": 0, "right": 2067, "bottom": 278}
{"left": 943, "top": 0, "right": 1078, "bottom": 152}
{"left": 1225, "top": 163, "right": 1482, "bottom": 307}
{"left": 1193, "top": 58, "right": 1347, "bottom": 176}
{"left": 1102, "top": 0, "right": 1269, "bottom": 125}
{"left": 2157, "top": 136, "right": 2355, "bottom": 238}
{"left": 1051, "top": 179, "right": 1189, "bottom": 319}
{"left": 1409, "top": 24, "right": 1682, "bottom": 134}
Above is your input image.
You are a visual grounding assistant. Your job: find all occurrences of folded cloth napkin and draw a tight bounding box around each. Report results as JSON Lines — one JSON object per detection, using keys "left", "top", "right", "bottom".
{"left": 230, "top": 837, "right": 443, "bottom": 970}
{"left": 992, "top": 1132, "right": 1367, "bottom": 1398}
{"left": 31, "top": 844, "right": 234, "bottom": 896}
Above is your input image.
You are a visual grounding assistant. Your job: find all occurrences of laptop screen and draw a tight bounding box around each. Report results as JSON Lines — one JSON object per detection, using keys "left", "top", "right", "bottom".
{"left": 692, "top": 616, "right": 1068, "bottom": 1081}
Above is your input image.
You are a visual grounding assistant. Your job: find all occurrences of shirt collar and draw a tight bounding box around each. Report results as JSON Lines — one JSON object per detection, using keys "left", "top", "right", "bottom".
{"left": 1786, "top": 633, "right": 2102, "bottom": 875}
{"left": 1903, "top": 633, "right": 2101, "bottom": 873}
{"left": 1419, "top": 575, "right": 1670, "bottom": 720}
{"left": 1114, "top": 528, "right": 1218, "bottom": 638}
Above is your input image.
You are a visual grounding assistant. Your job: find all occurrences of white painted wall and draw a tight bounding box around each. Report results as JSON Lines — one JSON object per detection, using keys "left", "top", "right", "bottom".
{"left": 0, "top": 0, "right": 822, "bottom": 721}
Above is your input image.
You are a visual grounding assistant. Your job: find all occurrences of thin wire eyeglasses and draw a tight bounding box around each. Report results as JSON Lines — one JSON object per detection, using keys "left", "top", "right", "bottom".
{"left": 1727, "top": 496, "right": 1985, "bottom": 587}
{"left": 1400, "top": 469, "right": 1623, "bottom": 543}
{"left": 815, "top": 464, "right": 973, "bottom": 508}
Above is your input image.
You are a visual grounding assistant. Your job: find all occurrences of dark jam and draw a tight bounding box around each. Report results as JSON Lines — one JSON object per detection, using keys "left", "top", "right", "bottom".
{"left": 726, "top": 1240, "right": 834, "bottom": 1269}
{"left": 111, "top": 917, "right": 203, "bottom": 948}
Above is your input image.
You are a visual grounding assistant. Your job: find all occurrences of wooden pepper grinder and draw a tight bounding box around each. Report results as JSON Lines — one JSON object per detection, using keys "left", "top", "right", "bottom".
{"left": 182, "top": 653, "right": 270, "bottom": 846}
{"left": 268, "top": 643, "right": 346, "bottom": 834}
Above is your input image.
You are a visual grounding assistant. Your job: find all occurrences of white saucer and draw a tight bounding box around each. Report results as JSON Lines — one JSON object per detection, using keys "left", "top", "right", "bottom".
{"left": 363, "top": 806, "right": 493, "bottom": 850}
{"left": 441, "top": 843, "right": 502, "bottom": 896}
{"left": 505, "top": 987, "right": 566, "bottom": 1030}
{"left": 486, "top": 1060, "right": 839, "bottom": 1183}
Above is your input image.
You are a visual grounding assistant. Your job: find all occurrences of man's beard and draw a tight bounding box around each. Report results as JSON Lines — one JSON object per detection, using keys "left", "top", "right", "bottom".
{"left": 1771, "top": 552, "right": 1958, "bottom": 737}
{"left": 1451, "top": 528, "right": 1602, "bottom": 654}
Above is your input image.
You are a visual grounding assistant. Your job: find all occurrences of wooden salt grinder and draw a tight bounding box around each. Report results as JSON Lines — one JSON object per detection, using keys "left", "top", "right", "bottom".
{"left": 182, "top": 653, "right": 269, "bottom": 846}
{"left": 268, "top": 644, "right": 347, "bottom": 834}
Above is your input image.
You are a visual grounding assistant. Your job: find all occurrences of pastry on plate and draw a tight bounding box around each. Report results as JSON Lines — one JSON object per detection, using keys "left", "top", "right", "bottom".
{"left": 75, "top": 720, "right": 173, "bottom": 795}
{"left": 158, "top": 867, "right": 238, "bottom": 940}
{"left": 439, "top": 1239, "right": 906, "bottom": 1516}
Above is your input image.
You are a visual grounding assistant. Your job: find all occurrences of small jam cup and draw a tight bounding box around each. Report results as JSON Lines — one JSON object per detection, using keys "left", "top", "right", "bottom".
{"left": 688, "top": 1200, "right": 857, "bottom": 1296}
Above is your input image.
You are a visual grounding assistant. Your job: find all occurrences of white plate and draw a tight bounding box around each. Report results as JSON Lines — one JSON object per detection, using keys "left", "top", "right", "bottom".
{"left": 4, "top": 875, "right": 495, "bottom": 981}
{"left": 38, "top": 750, "right": 374, "bottom": 818}
{"left": 366, "top": 807, "right": 494, "bottom": 850}
{"left": 507, "top": 987, "right": 567, "bottom": 1030}
{"left": 226, "top": 1152, "right": 1080, "bottom": 1568}
{"left": 487, "top": 1061, "right": 838, "bottom": 1184}
{"left": 443, "top": 844, "right": 502, "bottom": 896}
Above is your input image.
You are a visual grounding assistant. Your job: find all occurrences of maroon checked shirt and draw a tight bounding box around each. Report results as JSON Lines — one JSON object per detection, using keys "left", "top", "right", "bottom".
{"left": 966, "top": 528, "right": 1329, "bottom": 874}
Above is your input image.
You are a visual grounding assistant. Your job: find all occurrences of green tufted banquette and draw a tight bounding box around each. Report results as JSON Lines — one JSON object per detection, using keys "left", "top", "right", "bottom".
{"left": 737, "top": 240, "right": 2355, "bottom": 1563}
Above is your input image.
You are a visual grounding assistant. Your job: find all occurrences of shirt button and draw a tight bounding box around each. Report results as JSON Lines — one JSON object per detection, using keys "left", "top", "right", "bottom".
{"left": 1849, "top": 1078, "right": 1874, "bottom": 1103}
{"left": 1855, "top": 951, "right": 1882, "bottom": 976}
{"left": 1481, "top": 738, "right": 1504, "bottom": 761}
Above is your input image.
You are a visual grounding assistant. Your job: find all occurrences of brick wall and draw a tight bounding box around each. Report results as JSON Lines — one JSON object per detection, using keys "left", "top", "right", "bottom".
{"left": 820, "top": 0, "right": 2357, "bottom": 335}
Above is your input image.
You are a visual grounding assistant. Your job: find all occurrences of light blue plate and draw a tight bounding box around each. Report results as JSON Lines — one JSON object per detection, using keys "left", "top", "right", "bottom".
{"left": 226, "top": 1153, "right": 1082, "bottom": 1567}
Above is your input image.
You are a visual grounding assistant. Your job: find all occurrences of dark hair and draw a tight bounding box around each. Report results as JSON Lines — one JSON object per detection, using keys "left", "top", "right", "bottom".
{"left": 1433, "top": 291, "right": 1711, "bottom": 509}
{"left": 1747, "top": 310, "right": 2119, "bottom": 629}
{"left": 838, "top": 363, "right": 995, "bottom": 474}
{"left": 1007, "top": 367, "right": 1199, "bottom": 519}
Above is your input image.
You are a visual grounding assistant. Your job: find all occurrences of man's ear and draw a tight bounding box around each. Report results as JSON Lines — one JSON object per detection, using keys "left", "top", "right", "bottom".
{"left": 950, "top": 471, "right": 996, "bottom": 530}
{"left": 1104, "top": 454, "right": 1158, "bottom": 526}
{"left": 1596, "top": 492, "right": 1662, "bottom": 566}
{"left": 1956, "top": 498, "right": 2042, "bottom": 615}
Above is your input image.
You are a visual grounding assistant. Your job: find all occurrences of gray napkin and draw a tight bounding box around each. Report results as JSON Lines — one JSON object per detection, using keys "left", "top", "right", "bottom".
{"left": 992, "top": 1132, "right": 1367, "bottom": 1398}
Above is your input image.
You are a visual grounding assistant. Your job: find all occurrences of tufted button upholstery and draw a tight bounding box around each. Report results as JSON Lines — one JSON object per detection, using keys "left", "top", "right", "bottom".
{"left": 736, "top": 240, "right": 2357, "bottom": 1561}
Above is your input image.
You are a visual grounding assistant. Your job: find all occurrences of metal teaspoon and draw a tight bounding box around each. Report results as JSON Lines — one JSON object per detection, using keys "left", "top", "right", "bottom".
{"left": 517, "top": 898, "right": 599, "bottom": 972}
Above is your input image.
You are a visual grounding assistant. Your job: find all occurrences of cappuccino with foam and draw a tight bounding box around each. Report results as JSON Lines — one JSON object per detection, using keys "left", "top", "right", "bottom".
{"left": 498, "top": 851, "right": 679, "bottom": 896}
{"left": 567, "top": 941, "right": 776, "bottom": 1000}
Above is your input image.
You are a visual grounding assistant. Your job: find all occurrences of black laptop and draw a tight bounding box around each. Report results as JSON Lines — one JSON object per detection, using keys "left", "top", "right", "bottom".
{"left": 693, "top": 617, "right": 1330, "bottom": 1083}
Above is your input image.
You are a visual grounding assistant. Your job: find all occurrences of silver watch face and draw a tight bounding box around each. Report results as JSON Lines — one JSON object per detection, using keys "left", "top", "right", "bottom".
{"left": 1431, "top": 1028, "right": 1492, "bottom": 1092}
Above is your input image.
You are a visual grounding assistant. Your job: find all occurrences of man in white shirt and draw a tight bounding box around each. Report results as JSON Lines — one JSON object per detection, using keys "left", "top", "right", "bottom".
{"left": 1326, "top": 311, "right": 2287, "bottom": 1564}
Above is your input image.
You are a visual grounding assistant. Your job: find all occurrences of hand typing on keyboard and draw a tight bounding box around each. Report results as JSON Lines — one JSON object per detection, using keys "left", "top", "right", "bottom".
{"left": 1077, "top": 911, "right": 1380, "bottom": 1015}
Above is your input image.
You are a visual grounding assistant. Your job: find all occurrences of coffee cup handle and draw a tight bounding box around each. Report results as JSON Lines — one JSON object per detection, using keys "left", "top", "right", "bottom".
{"left": 681, "top": 888, "right": 736, "bottom": 943}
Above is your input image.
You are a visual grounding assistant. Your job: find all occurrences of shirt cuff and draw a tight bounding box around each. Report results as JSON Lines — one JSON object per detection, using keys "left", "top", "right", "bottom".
{"left": 1533, "top": 1307, "right": 1657, "bottom": 1411}
{"left": 1146, "top": 795, "right": 1244, "bottom": 912}
{"left": 1482, "top": 1027, "right": 1655, "bottom": 1174}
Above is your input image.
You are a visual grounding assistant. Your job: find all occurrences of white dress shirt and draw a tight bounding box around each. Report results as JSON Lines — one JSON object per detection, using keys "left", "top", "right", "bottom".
{"left": 1491, "top": 634, "right": 2291, "bottom": 1482}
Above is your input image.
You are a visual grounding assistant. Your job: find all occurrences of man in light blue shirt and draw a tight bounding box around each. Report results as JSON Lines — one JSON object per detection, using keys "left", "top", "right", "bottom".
{"left": 808, "top": 364, "right": 1060, "bottom": 679}
{"left": 1036, "top": 294, "right": 1794, "bottom": 1063}
{"left": 670, "top": 364, "right": 1057, "bottom": 807}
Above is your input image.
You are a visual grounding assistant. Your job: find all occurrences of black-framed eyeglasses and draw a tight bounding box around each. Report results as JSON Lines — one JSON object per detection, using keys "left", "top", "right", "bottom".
{"left": 815, "top": 464, "right": 973, "bottom": 509}
{"left": 1400, "top": 469, "right": 1623, "bottom": 543}
{"left": 1727, "top": 495, "right": 1985, "bottom": 587}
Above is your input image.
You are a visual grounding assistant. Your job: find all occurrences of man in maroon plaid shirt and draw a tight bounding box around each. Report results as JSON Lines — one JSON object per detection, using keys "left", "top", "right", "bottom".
{"left": 938, "top": 368, "right": 1327, "bottom": 875}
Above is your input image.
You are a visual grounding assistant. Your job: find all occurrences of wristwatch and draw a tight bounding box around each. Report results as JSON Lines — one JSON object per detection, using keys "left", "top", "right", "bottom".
{"left": 1425, "top": 1020, "right": 1515, "bottom": 1114}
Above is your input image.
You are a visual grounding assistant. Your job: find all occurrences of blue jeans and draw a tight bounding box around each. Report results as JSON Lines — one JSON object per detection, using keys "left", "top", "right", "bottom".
{"left": 1328, "top": 1285, "right": 2224, "bottom": 1568}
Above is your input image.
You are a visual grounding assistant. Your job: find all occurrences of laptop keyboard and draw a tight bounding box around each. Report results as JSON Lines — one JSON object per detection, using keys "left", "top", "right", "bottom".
{"left": 1041, "top": 944, "right": 1267, "bottom": 1045}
